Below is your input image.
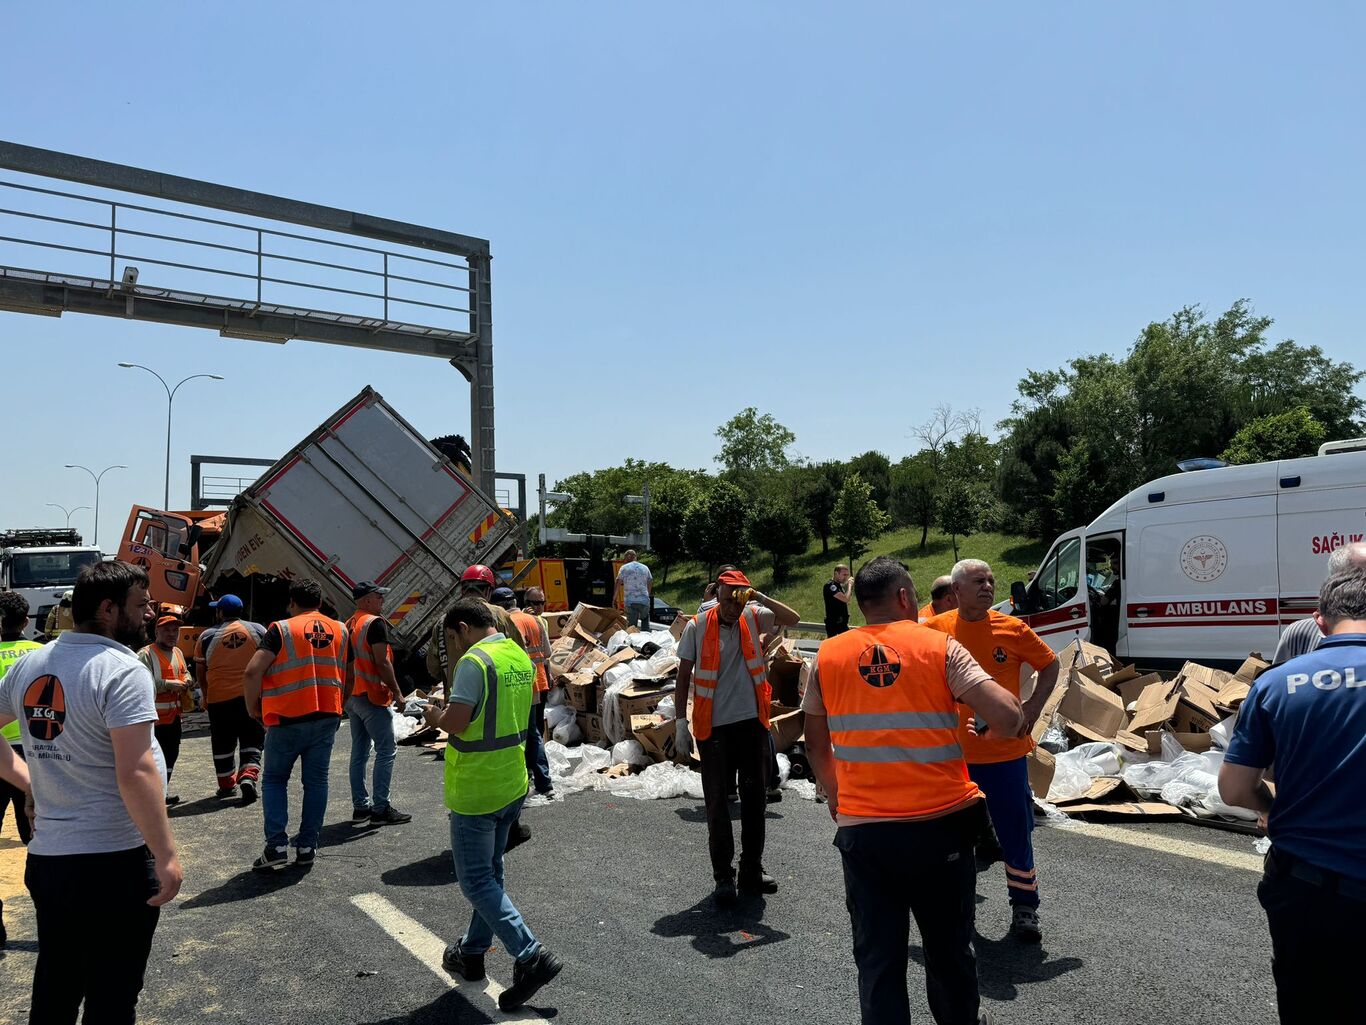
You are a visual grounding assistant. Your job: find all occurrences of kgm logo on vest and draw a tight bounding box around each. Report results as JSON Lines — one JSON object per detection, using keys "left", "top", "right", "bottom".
{"left": 1286, "top": 667, "right": 1366, "bottom": 693}
{"left": 858, "top": 643, "right": 901, "bottom": 688}
{"left": 306, "top": 620, "right": 334, "bottom": 649}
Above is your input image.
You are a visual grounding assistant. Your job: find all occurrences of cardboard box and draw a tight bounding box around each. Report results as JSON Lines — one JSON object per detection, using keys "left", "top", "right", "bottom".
{"left": 1057, "top": 800, "right": 1184, "bottom": 818}
{"left": 564, "top": 673, "right": 598, "bottom": 713}
{"left": 592, "top": 647, "right": 637, "bottom": 679}
{"left": 541, "top": 610, "right": 573, "bottom": 641}
{"left": 768, "top": 704, "right": 805, "bottom": 753}
{"left": 1145, "top": 730, "right": 1214, "bottom": 756}
{"left": 1059, "top": 638, "right": 1116, "bottom": 675}
{"left": 767, "top": 642, "right": 805, "bottom": 707}
{"left": 1172, "top": 699, "right": 1221, "bottom": 735}
{"left": 1117, "top": 672, "right": 1164, "bottom": 710}
{"left": 669, "top": 613, "right": 689, "bottom": 642}
{"left": 1057, "top": 670, "right": 1127, "bottom": 740}
{"left": 561, "top": 603, "right": 627, "bottom": 642}
{"left": 1179, "top": 661, "right": 1235, "bottom": 694}
{"left": 1027, "top": 747, "right": 1056, "bottom": 799}
{"left": 576, "top": 712, "right": 605, "bottom": 745}
{"left": 615, "top": 680, "right": 672, "bottom": 721}
{"left": 1126, "top": 679, "right": 1183, "bottom": 735}
{"left": 631, "top": 713, "right": 677, "bottom": 763}
{"left": 1030, "top": 677, "right": 1070, "bottom": 744}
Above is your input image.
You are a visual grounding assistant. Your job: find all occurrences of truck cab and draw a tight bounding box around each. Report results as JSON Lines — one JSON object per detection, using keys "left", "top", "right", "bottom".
{"left": 117, "top": 506, "right": 203, "bottom": 609}
{"left": 0, "top": 529, "right": 104, "bottom": 639}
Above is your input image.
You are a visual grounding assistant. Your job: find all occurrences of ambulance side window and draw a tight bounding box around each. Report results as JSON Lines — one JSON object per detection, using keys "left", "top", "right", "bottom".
{"left": 1033, "top": 536, "right": 1082, "bottom": 612}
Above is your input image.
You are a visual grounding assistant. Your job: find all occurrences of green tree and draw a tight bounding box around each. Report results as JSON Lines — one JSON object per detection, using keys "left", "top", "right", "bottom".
{"left": 1220, "top": 407, "right": 1328, "bottom": 465}
{"left": 889, "top": 452, "right": 938, "bottom": 550}
{"left": 646, "top": 473, "right": 704, "bottom": 584}
{"left": 936, "top": 477, "right": 987, "bottom": 562}
{"left": 550, "top": 459, "right": 680, "bottom": 537}
{"left": 846, "top": 451, "right": 892, "bottom": 512}
{"left": 714, "top": 408, "right": 796, "bottom": 482}
{"left": 746, "top": 498, "right": 812, "bottom": 584}
{"left": 683, "top": 480, "right": 752, "bottom": 574}
{"left": 797, "top": 460, "right": 846, "bottom": 555}
{"left": 831, "top": 472, "right": 890, "bottom": 566}
{"left": 935, "top": 434, "right": 997, "bottom": 560}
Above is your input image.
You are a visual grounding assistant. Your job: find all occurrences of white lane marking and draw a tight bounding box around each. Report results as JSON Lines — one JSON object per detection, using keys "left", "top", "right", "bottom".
{"left": 350, "top": 892, "right": 549, "bottom": 1024}
{"left": 1051, "top": 821, "right": 1264, "bottom": 873}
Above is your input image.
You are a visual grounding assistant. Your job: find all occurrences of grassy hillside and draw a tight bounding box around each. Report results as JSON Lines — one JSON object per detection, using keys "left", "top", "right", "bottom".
{"left": 652, "top": 526, "right": 1048, "bottom": 626}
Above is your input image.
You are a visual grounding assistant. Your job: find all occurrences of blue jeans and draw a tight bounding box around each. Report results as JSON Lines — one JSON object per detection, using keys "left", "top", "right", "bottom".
{"left": 626, "top": 602, "right": 651, "bottom": 630}
{"left": 968, "top": 756, "right": 1039, "bottom": 908}
{"left": 262, "top": 717, "right": 338, "bottom": 850}
{"left": 449, "top": 796, "right": 538, "bottom": 961}
{"left": 347, "top": 695, "right": 397, "bottom": 811}
{"left": 525, "top": 700, "right": 553, "bottom": 795}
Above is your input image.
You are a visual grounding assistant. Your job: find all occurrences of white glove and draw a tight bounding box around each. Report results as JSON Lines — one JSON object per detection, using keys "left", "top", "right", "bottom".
{"left": 675, "top": 718, "right": 694, "bottom": 759}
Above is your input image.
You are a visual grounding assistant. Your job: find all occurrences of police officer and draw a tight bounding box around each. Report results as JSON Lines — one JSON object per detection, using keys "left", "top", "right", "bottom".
{"left": 804, "top": 557, "right": 1023, "bottom": 1025}
{"left": 1220, "top": 555, "right": 1366, "bottom": 1024}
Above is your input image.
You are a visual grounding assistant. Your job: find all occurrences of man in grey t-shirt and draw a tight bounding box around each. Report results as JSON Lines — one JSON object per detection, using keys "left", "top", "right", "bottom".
{"left": 0, "top": 560, "right": 183, "bottom": 1023}
{"left": 674, "top": 568, "right": 800, "bottom": 907}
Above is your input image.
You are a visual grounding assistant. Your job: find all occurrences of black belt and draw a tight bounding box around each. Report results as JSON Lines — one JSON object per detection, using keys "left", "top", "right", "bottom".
{"left": 1267, "top": 847, "right": 1366, "bottom": 902}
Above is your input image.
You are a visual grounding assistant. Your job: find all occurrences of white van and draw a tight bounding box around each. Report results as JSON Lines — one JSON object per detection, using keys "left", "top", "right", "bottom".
{"left": 1006, "top": 444, "right": 1366, "bottom": 670}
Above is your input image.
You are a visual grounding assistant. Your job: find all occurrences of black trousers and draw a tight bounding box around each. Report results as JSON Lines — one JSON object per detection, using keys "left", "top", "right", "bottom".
{"left": 26, "top": 845, "right": 161, "bottom": 1025}
{"left": 825, "top": 619, "right": 849, "bottom": 638}
{"left": 1, "top": 743, "right": 31, "bottom": 844}
{"left": 836, "top": 803, "right": 986, "bottom": 1025}
{"left": 207, "top": 697, "right": 266, "bottom": 787}
{"left": 154, "top": 718, "right": 182, "bottom": 782}
{"left": 1259, "top": 849, "right": 1366, "bottom": 1025}
{"left": 698, "top": 718, "right": 769, "bottom": 881}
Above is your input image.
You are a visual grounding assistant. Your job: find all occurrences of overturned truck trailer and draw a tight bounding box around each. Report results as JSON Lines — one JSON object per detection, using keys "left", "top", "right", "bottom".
{"left": 203, "top": 387, "right": 518, "bottom": 654}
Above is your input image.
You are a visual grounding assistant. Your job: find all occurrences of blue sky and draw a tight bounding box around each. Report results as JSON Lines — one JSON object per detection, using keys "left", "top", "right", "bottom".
{"left": 3, "top": 3, "right": 1364, "bottom": 546}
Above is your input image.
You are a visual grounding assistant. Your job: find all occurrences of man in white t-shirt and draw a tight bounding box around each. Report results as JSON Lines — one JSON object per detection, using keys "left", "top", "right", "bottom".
{"left": 615, "top": 551, "right": 654, "bottom": 630}
{"left": 0, "top": 560, "right": 183, "bottom": 1024}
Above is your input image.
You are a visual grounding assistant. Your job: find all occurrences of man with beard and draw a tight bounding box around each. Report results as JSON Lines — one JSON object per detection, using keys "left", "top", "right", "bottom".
{"left": 0, "top": 561, "right": 183, "bottom": 1023}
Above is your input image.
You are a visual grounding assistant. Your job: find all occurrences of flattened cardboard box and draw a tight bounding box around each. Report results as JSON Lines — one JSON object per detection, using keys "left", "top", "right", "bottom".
{"left": 1125, "top": 679, "right": 1182, "bottom": 735}
{"left": 1053, "top": 777, "right": 1182, "bottom": 817}
{"left": 1117, "top": 672, "right": 1164, "bottom": 711}
{"left": 1027, "top": 747, "right": 1055, "bottom": 799}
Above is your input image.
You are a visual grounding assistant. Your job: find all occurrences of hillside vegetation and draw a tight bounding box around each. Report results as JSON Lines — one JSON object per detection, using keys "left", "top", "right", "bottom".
{"left": 652, "top": 526, "right": 1047, "bottom": 626}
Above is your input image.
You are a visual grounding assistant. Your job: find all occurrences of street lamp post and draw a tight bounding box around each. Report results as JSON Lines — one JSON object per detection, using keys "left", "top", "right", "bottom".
{"left": 63, "top": 465, "right": 125, "bottom": 546}
{"left": 118, "top": 363, "right": 224, "bottom": 508}
{"left": 46, "top": 503, "right": 91, "bottom": 530}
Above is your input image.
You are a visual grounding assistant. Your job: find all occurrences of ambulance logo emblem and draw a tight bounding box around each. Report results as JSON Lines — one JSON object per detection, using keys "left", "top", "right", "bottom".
{"left": 857, "top": 643, "right": 901, "bottom": 688}
{"left": 1181, "top": 535, "right": 1228, "bottom": 582}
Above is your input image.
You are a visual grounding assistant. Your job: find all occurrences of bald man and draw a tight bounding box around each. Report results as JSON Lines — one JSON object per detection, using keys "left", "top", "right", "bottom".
{"left": 918, "top": 576, "right": 957, "bottom": 622}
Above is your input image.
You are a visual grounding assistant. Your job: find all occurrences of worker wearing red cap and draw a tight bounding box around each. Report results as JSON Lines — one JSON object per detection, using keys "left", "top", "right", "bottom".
{"left": 674, "top": 568, "right": 800, "bottom": 906}
{"left": 138, "top": 613, "right": 193, "bottom": 805}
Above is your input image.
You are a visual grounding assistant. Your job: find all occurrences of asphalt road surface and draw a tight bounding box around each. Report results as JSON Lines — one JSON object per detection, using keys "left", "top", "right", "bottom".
{"left": 0, "top": 725, "right": 1278, "bottom": 1024}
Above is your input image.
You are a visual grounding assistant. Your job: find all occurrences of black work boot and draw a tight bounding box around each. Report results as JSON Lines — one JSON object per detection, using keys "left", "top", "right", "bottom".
{"left": 738, "top": 867, "right": 779, "bottom": 895}
{"left": 442, "top": 943, "right": 486, "bottom": 981}
{"left": 498, "top": 947, "right": 564, "bottom": 1011}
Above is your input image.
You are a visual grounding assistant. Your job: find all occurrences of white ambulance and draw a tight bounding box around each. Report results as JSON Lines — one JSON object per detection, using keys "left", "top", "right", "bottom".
{"left": 1006, "top": 440, "right": 1366, "bottom": 671}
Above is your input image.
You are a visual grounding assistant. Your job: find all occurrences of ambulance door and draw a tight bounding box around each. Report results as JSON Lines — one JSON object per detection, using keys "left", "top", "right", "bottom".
{"left": 1276, "top": 453, "right": 1366, "bottom": 626}
{"left": 1017, "top": 529, "right": 1089, "bottom": 652}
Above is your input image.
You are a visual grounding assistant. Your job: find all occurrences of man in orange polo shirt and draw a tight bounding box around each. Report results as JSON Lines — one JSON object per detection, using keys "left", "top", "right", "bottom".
{"left": 918, "top": 575, "right": 957, "bottom": 622}
{"left": 925, "top": 558, "right": 1059, "bottom": 943}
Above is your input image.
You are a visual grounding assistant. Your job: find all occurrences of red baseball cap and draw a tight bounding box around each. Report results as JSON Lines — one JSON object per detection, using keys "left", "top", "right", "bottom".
{"left": 717, "top": 569, "right": 752, "bottom": 588}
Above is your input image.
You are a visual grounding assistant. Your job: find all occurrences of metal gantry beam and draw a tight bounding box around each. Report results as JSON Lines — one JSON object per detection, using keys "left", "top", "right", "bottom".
{"left": 0, "top": 141, "right": 498, "bottom": 495}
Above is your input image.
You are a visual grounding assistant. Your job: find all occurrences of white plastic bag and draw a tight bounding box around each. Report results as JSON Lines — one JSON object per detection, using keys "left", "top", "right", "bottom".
{"left": 605, "top": 630, "right": 631, "bottom": 655}
{"left": 611, "top": 739, "right": 651, "bottom": 768}
{"left": 1038, "top": 715, "right": 1069, "bottom": 754}
{"left": 551, "top": 720, "right": 583, "bottom": 746}
{"left": 629, "top": 629, "right": 676, "bottom": 654}
{"left": 546, "top": 687, "right": 567, "bottom": 709}
{"left": 545, "top": 703, "right": 576, "bottom": 731}
{"left": 1067, "top": 742, "right": 1124, "bottom": 778}
{"left": 1046, "top": 751, "right": 1093, "bottom": 803}
{"left": 610, "top": 761, "right": 706, "bottom": 800}
{"left": 655, "top": 695, "right": 676, "bottom": 720}
{"left": 392, "top": 712, "right": 418, "bottom": 742}
{"left": 775, "top": 753, "right": 791, "bottom": 785}
{"left": 600, "top": 664, "right": 642, "bottom": 744}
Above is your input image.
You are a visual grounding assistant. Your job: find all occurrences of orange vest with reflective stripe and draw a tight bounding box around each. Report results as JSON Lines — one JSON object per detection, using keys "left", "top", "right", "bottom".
{"left": 509, "top": 610, "right": 550, "bottom": 693}
{"left": 691, "top": 606, "right": 771, "bottom": 742}
{"left": 345, "top": 610, "right": 391, "bottom": 706}
{"left": 261, "top": 613, "right": 346, "bottom": 726}
{"left": 142, "top": 644, "right": 189, "bottom": 725}
{"left": 816, "top": 620, "right": 981, "bottom": 819}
